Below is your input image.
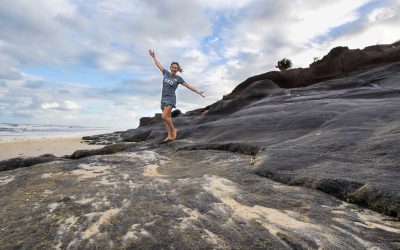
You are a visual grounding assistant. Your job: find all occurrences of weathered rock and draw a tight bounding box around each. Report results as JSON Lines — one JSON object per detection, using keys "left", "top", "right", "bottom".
{"left": 121, "top": 129, "right": 152, "bottom": 142}
{"left": 138, "top": 110, "right": 182, "bottom": 128}
{"left": 224, "top": 41, "right": 400, "bottom": 99}
{"left": 139, "top": 113, "right": 162, "bottom": 127}
{"left": 171, "top": 109, "right": 182, "bottom": 117}
{"left": 1, "top": 148, "right": 399, "bottom": 249}
{"left": 82, "top": 132, "right": 123, "bottom": 145}
{"left": 69, "top": 143, "right": 137, "bottom": 159}
{"left": 176, "top": 142, "right": 260, "bottom": 156}
{"left": 0, "top": 155, "right": 67, "bottom": 172}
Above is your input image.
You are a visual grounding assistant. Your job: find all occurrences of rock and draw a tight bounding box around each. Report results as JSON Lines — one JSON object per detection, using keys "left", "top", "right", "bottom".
{"left": 0, "top": 155, "right": 67, "bottom": 172}
{"left": 224, "top": 41, "right": 400, "bottom": 99}
{"left": 39, "top": 154, "right": 56, "bottom": 157}
{"left": 69, "top": 143, "right": 137, "bottom": 159}
{"left": 82, "top": 132, "right": 123, "bottom": 145}
{"left": 1, "top": 147, "right": 399, "bottom": 249}
{"left": 176, "top": 142, "right": 260, "bottom": 156}
{"left": 139, "top": 110, "right": 182, "bottom": 128}
{"left": 171, "top": 109, "right": 182, "bottom": 117}
{"left": 121, "top": 129, "right": 151, "bottom": 142}
{"left": 139, "top": 113, "right": 162, "bottom": 127}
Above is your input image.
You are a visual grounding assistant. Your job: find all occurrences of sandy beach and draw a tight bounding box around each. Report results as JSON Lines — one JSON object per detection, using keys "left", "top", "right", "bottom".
{"left": 0, "top": 137, "right": 104, "bottom": 161}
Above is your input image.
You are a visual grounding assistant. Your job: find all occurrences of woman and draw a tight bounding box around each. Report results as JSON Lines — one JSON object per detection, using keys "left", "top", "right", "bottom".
{"left": 149, "top": 49, "right": 205, "bottom": 142}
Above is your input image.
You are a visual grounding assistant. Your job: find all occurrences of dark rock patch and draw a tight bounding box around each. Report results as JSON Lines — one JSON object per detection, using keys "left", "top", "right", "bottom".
{"left": 69, "top": 143, "right": 137, "bottom": 159}
{"left": 121, "top": 129, "right": 151, "bottom": 142}
{"left": 82, "top": 132, "right": 123, "bottom": 145}
{"left": 0, "top": 155, "right": 67, "bottom": 172}
{"left": 139, "top": 113, "right": 162, "bottom": 127}
{"left": 176, "top": 142, "right": 260, "bottom": 156}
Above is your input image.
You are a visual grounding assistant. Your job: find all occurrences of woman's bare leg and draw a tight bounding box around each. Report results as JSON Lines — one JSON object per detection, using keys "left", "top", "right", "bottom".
{"left": 164, "top": 123, "right": 172, "bottom": 141}
{"left": 162, "top": 105, "right": 175, "bottom": 141}
{"left": 168, "top": 110, "right": 177, "bottom": 140}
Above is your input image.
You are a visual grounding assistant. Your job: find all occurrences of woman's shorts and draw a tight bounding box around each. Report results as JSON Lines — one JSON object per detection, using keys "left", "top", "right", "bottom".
{"left": 161, "top": 98, "right": 176, "bottom": 110}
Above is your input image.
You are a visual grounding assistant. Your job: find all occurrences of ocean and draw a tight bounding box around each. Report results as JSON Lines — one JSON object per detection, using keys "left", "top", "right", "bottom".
{"left": 0, "top": 123, "right": 113, "bottom": 141}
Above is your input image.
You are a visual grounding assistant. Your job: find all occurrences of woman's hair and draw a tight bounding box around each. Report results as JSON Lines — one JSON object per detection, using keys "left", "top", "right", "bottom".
{"left": 170, "top": 62, "right": 183, "bottom": 73}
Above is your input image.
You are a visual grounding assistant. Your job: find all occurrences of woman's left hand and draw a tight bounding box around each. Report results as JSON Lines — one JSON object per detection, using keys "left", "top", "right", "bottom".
{"left": 149, "top": 49, "right": 156, "bottom": 58}
{"left": 199, "top": 91, "right": 205, "bottom": 98}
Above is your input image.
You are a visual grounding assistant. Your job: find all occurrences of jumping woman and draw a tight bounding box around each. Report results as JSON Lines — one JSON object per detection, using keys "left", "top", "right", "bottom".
{"left": 149, "top": 49, "right": 205, "bottom": 142}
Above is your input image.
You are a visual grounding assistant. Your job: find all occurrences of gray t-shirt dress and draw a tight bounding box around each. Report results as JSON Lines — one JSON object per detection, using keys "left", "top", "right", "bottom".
{"left": 161, "top": 68, "right": 185, "bottom": 110}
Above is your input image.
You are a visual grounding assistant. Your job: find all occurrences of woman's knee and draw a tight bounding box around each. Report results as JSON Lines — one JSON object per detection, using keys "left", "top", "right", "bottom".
{"left": 162, "top": 108, "right": 171, "bottom": 121}
{"left": 162, "top": 113, "right": 169, "bottom": 121}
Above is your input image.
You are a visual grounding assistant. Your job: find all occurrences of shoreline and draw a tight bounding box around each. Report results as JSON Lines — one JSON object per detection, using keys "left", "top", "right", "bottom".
{"left": 0, "top": 129, "right": 113, "bottom": 142}
{"left": 0, "top": 136, "right": 104, "bottom": 161}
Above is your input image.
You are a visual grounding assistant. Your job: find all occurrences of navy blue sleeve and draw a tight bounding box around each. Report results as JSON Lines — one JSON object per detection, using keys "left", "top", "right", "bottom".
{"left": 178, "top": 76, "right": 185, "bottom": 85}
{"left": 162, "top": 68, "right": 169, "bottom": 76}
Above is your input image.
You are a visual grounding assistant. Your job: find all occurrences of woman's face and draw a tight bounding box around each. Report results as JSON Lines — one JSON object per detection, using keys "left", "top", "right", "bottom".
{"left": 170, "top": 64, "right": 179, "bottom": 75}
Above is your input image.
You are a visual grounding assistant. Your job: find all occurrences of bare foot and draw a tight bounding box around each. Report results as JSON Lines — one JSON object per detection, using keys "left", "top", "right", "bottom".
{"left": 163, "top": 137, "right": 172, "bottom": 142}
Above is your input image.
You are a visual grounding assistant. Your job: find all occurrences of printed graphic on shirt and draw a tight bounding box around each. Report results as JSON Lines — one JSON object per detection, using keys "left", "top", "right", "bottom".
{"left": 164, "top": 78, "right": 178, "bottom": 86}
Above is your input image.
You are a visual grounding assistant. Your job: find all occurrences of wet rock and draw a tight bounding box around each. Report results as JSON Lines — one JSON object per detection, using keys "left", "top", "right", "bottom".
{"left": 82, "top": 132, "right": 123, "bottom": 145}
{"left": 176, "top": 142, "right": 260, "bottom": 156}
{"left": 0, "top": 155, "right": 67, "bottom": 172}
{"left": 139, "top": 113, "right": 162, "bottom": 127}
{"left": 58, "top": 196, "right": 72, "bottom": 203}
{"left": 69, "top": 143, "right": 136, "bottom": 159}
{"left": 121, "top": 129, "right": 151, "bottom": 142}
{"left": 39, "top": 154, "right": 56, "bottom": 157}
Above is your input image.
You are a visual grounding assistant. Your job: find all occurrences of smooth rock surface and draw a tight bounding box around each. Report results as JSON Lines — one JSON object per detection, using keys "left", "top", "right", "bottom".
{"left": 1, "top": 147, "right": 399, "bottom": 249}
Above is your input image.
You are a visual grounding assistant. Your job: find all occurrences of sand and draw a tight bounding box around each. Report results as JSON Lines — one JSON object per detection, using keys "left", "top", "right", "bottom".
{"left": 0, "top": 137, "right": 104, "bottom": 161}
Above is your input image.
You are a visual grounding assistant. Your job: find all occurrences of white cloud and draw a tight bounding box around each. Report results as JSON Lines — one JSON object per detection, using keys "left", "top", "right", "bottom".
{"left": 287, "top": 0, "right": 368, "bottom": 43}
{"left": 96, "top": 51, "right": 131, "bottom": 71}
{"left": 195, "top": 0, "right": 256, "bottom": 9}
{"left": 41, "top": 102, "right": 60, "bottom": 109}
{"left": 64, "top": 100, "right": 80, "bottom": 110}
{"left": 369, "top": 6, "right": 399, "bottom": 22}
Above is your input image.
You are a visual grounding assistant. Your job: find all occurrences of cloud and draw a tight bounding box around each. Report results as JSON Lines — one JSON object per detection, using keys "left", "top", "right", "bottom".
{"left": 24, "top": 80, "right": 46, "bottom": 88}
{"left": 0, "top": 0, "right": 399, "bottom": 129}
{"left": 96, "top": 52, "right": 131, "bottom": 71}
{"left": 41, "top": 102, "right": 60, "bottom": 109}
{"left": 0, "top": 61, "right": 22, "bottom": 80}
{"left": 64, "top": 100, "right": 80, "bottom": 110}
{"left": 11, "top": 112, "right": 34, "bottom": 119}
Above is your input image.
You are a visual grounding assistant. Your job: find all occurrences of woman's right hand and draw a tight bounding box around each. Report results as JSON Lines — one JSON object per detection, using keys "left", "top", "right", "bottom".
{"left": 149, "top": 49, "right": 155, "bottom": 58}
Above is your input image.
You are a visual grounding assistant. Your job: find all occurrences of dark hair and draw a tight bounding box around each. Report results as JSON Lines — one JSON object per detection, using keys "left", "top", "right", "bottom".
{"left": 170, "top": 62, "right": 183, "bottom": 73}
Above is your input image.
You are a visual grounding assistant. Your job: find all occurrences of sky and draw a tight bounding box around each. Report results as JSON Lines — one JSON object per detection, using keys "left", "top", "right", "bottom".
{"left": 0, "top": 0, "right": 399, "bottom": 130}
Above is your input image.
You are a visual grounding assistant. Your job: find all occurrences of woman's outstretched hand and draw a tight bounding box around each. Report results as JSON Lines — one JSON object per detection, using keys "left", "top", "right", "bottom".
{"left": 199, "top": 91, "right": 205, "bottom": 98}
{"left": 149, "top": 49, "right": 155, "bottom": 58}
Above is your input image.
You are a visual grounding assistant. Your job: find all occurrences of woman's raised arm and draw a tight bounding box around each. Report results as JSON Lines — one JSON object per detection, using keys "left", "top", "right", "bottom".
{"left": 149, "top": 49, "right": 164, "bottom": 73}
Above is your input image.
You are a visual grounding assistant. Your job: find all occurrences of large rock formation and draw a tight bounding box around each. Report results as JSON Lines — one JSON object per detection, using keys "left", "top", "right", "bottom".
{"left": 1, "top": 43, "right": 400, "bottom": 249}
{"left": 224, "top": 41, "right": 400, "bottom": 99}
